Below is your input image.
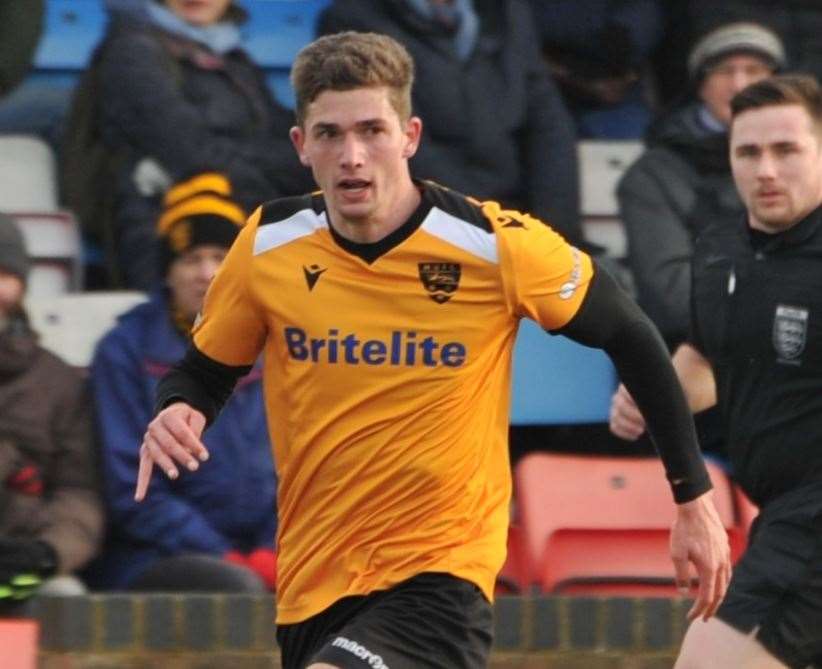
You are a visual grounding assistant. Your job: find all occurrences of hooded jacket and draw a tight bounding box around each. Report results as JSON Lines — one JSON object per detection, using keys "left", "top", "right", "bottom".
{"left": 0, "top": 311, "right": 103, "bottom": 574}
{"left": 617, "top": 103, "right": 746, "bottom": 346}
{"left": 317, "top": 0, "right": 583, "bottom": 244}
{"left": 86, "top": 290, "right": 276, "bottom": 588}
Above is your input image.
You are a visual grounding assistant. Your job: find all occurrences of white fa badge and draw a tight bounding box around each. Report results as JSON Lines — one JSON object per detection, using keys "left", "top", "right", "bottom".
{"left": 772, "top": 304, "right": 808, "bottom": 364}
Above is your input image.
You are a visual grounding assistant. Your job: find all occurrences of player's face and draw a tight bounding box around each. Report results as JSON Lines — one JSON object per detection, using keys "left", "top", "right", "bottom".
{"left": 731, "top": 103, "right": 822, "bottom": 233}
{"left": 0, "top": 270, "right": 23, "bottom": 318}
{"left": 164, "top": 0, "right": 232, "bottom": 26}
{"left": 167, "top": 244, "right": 228, "bottom": 320}
{"left": 699, "top": 54, "right": 773, "bottom": 125}
{"left": 290, "top": 86, "right": 421, "bottom": 233}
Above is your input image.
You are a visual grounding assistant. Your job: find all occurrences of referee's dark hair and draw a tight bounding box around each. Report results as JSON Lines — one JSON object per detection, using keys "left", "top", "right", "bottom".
{"left": 730, "top": 74, "right": 822, "bottom": 129}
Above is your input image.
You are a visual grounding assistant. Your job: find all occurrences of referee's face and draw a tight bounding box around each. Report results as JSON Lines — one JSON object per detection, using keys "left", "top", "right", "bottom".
{"left": 731, "top": 103, "right": 822, "bottom": 234}
{"left": 290, "top": 86, "right": 422, "bottom": 240}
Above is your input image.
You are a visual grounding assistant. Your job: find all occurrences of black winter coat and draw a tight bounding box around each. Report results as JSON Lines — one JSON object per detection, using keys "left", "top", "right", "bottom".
{"left": 617, "top": 104, "right": 745, "bottom": 346}
{"left": 318, "top": 0, "right": 583, "bottom": 243}
{"left": 96, "top": 16, "right": 313, "bottom": 289}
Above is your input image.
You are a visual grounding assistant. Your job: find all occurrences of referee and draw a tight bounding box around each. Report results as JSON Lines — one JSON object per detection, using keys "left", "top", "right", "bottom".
{"left": 612, "top": 74, "right": 822, "bottom": 669}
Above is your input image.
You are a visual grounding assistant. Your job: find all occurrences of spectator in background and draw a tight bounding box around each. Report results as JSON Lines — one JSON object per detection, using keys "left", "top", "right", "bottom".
{"left": 527, "top": 0, "right": 664, "bottom": 139}
{"left": 317, "top": 0, "right": 588, "bottom": 247}
{"left": 0, "top": 0, "right": 44, "bottom": 99}
{"left": 618, "top": 22, "right": 784, "bottom": 349}
{"left": 0, "top": 214, "right": 103, "bottom": 608}
{"left": 655, "top": 1, "right": 822, "bottom": 106}
{"left": 84, "top": 173, "right": 276, "bottom": 593}
{"left": 87, "top": 0, "right": 313, "bottom": 290}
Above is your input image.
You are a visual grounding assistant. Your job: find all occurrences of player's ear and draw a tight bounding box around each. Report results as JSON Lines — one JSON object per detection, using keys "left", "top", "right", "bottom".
{"left": 290, "top": 126, "right": 311, "bottom": 167}
{"left": 401, "top": 116, "right": 422, "bottom": 159}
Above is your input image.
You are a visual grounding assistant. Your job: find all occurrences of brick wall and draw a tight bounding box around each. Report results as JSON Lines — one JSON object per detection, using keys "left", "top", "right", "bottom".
{"left": 21, "top": 593, "right": 693, "bottom": 668}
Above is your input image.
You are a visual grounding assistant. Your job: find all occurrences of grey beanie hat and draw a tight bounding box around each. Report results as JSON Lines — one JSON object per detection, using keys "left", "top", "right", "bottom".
{"left": 0, "top": 214, "right": 30, "bottom": 283}
{"left": 688, "top": 22, "right": 786, "bottom": 81}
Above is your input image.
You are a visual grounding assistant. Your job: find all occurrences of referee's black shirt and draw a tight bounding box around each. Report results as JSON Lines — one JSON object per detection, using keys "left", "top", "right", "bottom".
{"left": 691, "top": 204, "right": 822, "bottom": 506}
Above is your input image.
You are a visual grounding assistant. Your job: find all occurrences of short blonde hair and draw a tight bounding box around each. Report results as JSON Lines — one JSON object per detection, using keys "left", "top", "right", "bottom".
{"left": 290, "top": 31, "right": 415, "bottom": 126}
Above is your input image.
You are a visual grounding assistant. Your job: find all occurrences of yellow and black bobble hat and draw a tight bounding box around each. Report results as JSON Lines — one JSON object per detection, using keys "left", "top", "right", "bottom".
{"left": 157, "top": 172, "right": 246, "bottom": 273}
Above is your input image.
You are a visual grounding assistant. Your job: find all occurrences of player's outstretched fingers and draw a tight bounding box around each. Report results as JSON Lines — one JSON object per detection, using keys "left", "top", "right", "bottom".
{"left": 689, "top": 555, "right": 718, "bottom": 622}
{"left": 134, "top": 444, "right": 155, "bottom": 502}
{"left": 163, "top": 406, "right": 209, "bottom": 465}
{"left": 705, "top": 545, "right": 732, "bottom": 620}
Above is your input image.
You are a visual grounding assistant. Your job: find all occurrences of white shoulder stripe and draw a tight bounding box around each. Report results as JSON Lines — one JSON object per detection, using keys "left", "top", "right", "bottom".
{"left": 421, "top": 207, "right": 498, "bottom": 264}
{"left": 254, "top": 209, "right": 328, "bottom": 255}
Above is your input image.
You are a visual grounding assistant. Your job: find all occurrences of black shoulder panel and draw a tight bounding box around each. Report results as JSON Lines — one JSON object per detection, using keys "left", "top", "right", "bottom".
{"left": 420, "top": 180, "right": 493, "bottom": 233}
{"left": 258, "top": 193, "right": 321, "bottom": 228}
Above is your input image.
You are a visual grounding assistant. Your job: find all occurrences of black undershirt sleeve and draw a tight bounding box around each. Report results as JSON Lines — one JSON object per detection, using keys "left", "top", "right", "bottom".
{"left": 154, "top": 345, "right": 252, "bottom": 427}
{"left": 556, "top": 261, "right": 712, "bottom": 504}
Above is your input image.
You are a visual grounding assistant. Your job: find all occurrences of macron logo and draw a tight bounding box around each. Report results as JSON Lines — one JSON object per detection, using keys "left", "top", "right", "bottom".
{"left": 331, "top": 636, "right": 389, "bottom": 668}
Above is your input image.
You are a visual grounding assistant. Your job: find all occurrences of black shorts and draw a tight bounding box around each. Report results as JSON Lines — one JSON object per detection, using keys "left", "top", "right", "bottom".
{"left": 276, "top": 572, "right": 493, "bottom": 669}
{"left": 717, "top": 482, "right": 822, "bottom": 668}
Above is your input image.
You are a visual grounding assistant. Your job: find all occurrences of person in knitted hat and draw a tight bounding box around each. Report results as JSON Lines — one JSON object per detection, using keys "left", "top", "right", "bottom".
{"left": 85, "top": 172, "right": 278, "bottom": 593}
{"left": 688, "top": 22, "right": 786, "bottom": 126}
{"left": 0, "top": 213, "right": 103, "bottom": 610}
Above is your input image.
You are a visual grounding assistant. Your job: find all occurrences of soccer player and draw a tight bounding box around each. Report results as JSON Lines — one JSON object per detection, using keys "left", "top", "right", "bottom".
{"left": 611, "top": 75, "right": 822, "bottom": 669}
{"left": 136, "top": 31, "right": 730, "bottom": 669}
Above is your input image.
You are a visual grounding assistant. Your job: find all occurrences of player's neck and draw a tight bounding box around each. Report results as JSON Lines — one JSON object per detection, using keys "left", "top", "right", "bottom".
{"left": 330, "top": 180, "right": 421, "bottom": 244}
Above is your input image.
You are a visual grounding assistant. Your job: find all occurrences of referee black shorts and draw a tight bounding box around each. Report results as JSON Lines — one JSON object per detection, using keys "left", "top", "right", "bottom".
{"left": 717, "top": 482, "right": 822, "bottom": 668}
{"left": 276, "top": 572, "right": 493, "bottom": 669}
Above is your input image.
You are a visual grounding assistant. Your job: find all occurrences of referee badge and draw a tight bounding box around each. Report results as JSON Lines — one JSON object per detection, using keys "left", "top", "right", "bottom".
{"left": 418, "top": 262, "right": 461, "bottom": 304}
{"left": 772, "top": 304, "right": 808, "bottom": 363}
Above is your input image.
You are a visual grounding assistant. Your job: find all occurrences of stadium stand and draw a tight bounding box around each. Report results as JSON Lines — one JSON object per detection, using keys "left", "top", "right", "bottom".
{"left": 540, "top": 526, "right": 746, "bottom": 596}
{"left": 30, "top": 0, "right": 331, "bottom": 109}
{"left": 513, "top": 452, "right": 745, "bottom": 594}
{"left": 0, "top": 134, "right": 82, "bottom": 295}
{"left": 25, "top": 291, "right": 147, "bottom": 366}
{"left": 578, "top": 139, "right": 643, "bottom": 258}
{"left": 510, "top": 317, "right": 617, "bottom": 426}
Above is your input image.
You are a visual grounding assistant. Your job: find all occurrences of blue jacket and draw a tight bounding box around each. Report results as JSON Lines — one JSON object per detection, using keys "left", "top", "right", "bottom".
{"left": 85, "top": 290, "right": 276, "bottom": 588}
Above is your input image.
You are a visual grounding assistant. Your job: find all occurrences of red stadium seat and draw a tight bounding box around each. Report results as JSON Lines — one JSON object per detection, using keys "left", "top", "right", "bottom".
{"left": 514, "top": 452, "right": 739, "bottom": 590}
{"left": 539, "top": 527, "right": 747, "bottom": 596}
{"left": 0, "top": 620, "right": 38, "bottom": 669}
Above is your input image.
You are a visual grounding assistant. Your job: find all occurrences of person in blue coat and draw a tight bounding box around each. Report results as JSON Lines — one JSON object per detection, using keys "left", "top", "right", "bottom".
{"left": 86, "top": 172, "right": 277, "bottom": 592}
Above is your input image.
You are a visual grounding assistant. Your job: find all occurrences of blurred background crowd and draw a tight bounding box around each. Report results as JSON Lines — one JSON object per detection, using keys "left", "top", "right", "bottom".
{"left": 0, "top": 0, "right": 812, "bottom": 602}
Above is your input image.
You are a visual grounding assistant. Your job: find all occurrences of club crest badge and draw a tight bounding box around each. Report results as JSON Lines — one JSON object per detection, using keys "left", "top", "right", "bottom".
{"left": 772, "top": 304, "right": 808, "bottom": 363}
{"left": 418, "top": 262, "right": 461, "bottom": 304}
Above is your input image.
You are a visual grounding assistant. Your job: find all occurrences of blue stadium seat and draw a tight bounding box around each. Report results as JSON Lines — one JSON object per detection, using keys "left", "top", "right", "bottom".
{"left": 510, "top": 318, "right": 617, "bottom": 425}
{"left": 243, "top": 0, "right": 332, "bottom": 69}
{"left": 35, "top": 0, "right": 107, "bottom": 71}
{"left": 266, "top": 68, "right": 296, "bottom": 109}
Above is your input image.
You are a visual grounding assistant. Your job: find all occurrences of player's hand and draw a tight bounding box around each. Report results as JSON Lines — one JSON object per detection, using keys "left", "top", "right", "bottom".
{"left": 135, "top": 402, "right": 209, "bottom": 502}
{"left": 609, "top": 383, "right": 646, "bottom": 441}
{"left": 670, "top": 490, "right": 732, "bottom": 622}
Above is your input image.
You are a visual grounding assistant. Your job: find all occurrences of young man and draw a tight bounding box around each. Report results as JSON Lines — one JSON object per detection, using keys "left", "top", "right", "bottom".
{"left": 611, "top": 75, "right": 822, "bottom": 668}
{"left": 136, "top": 32, "right": 730, "bottom": 669}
